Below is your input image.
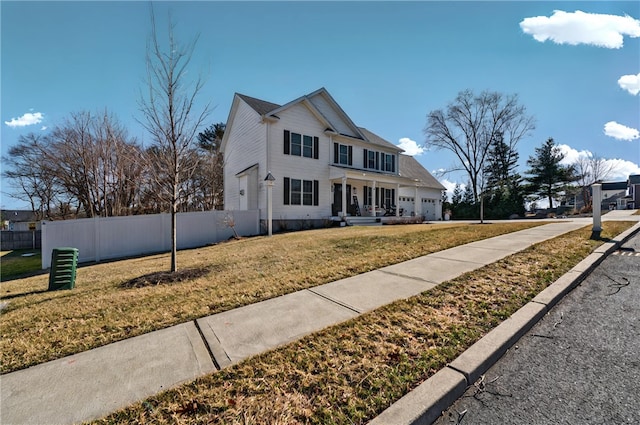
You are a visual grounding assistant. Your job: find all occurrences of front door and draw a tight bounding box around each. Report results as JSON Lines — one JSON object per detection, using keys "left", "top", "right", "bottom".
{"left": 332, "top": 183, "right": 351, "bottom": 216}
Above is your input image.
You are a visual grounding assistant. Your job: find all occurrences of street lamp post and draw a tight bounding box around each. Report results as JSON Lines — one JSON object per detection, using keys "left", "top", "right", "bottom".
{"left": 265, "top": 172, "right": 275, "bottom": 236}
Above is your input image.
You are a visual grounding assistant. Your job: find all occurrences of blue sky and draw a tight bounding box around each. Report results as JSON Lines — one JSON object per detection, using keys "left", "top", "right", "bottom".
{"left": 2, "top": 1, "right": 639, "bottom": 210}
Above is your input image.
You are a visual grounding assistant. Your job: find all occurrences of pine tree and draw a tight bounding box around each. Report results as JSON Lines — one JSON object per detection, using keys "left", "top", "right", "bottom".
{"left": 525, "top": 138, "right": 577, "bottom": 208}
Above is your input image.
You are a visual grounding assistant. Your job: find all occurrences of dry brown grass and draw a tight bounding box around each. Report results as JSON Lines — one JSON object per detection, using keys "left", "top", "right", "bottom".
{"left": 94, "top": 221, "right": 634, "bottom": 425}
{"left": 1, "top": 222, "right": 539, "bottom": 374}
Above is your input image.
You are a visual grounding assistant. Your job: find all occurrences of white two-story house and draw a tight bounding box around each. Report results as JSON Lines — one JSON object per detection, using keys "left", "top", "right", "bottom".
{"left": 221, "top": 87, "right": 445, "bottom": 230}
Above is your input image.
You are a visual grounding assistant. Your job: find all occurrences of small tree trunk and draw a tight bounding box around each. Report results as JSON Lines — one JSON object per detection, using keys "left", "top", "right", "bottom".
{"left": 171, "top": 183, "right": 178, "bottom": 273}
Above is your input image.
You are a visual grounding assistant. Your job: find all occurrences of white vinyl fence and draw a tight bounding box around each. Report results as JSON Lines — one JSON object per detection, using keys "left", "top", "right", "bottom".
{"left": 41, "top": 210, "right": 260, "bottom": 269}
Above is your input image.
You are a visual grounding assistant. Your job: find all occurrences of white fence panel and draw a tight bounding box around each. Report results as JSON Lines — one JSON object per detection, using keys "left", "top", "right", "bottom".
{"left": 97, "top": 214, "right": 170, "bottom": 262}
{"left": 42, "top": 210, "right": 259, "bottom": 269}
{"left": 42, "top": 218, "right": 97, "bottom": 267}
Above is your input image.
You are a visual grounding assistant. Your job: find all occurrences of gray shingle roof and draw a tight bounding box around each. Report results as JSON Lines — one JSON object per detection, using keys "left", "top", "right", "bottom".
{"left": 629, "top": 174, "right": 640, "bottom": 184}
{"left": 236, "top": 93, "right": 281, "bottom": 116}
{"left": 398, "top": 155, "right": 446, "bottom": 190}
{"left": 601, "top": 181, "right": 627, "bottom": 191}
{"left": 1, "top": 210, "right": 37, "bottom": 222}
{"left": 358, "top": 127, "right": 402, "bottom": 151}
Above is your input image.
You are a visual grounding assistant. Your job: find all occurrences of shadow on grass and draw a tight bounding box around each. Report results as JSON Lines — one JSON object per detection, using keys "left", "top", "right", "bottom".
{"left": 589, "top": 231, "right": 612, "bottom": 242}
{"left": 1, "top": 288, "right": 50, "bottom": 300}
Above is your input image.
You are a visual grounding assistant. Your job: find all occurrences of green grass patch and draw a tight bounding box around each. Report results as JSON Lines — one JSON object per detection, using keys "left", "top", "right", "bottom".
{"left": 0, "top": 250, "right": 42, "bottom": 281}
{"left": 93, "top": 221, "right": 634, "bottom": 424}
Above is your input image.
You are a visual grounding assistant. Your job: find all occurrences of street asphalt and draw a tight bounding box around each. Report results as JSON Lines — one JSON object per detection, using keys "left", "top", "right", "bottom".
{"left": 433, "top": 231, "right": 640, "bottom": 425}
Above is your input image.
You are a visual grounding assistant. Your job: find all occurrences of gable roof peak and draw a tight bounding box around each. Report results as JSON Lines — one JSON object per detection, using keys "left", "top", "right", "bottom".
{"left": 236, "top": 93, "right": 281, "bottom": 116}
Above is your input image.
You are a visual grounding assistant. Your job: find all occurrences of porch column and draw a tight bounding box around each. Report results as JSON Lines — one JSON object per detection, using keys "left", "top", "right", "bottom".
{"left": 372, "top": 180, "right": 377, "bottom": 213}
{"left": 341, "top": 176, "right": 347, "bottom": 218}
{"left": 414, "top": 186, "right": 420, "bottom": 216}
{"left": 396, "top": 183, "right": 401, "bottom": 217}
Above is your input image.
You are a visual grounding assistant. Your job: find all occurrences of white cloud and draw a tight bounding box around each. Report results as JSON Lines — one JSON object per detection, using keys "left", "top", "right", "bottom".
{"left": 40, "top": 126, "right": 48, "bottom": 131}
{"left": 618, "top": 73, "right": 640, "bottom": 95}
{"left": 520, "top": 10, "right": 640, "bottom": 49}
{"left": 557, "top": 144, "right": 591, "bottom": 165}
{"left": 397, "top": 137, "right": 424, "bottom": 156}
{"left": 604, "top": 121, "right": 640, "bottom": 141}
{"left": 4, "top": 112, "right": 44, "bottom": 128}
{"left": 557, "top": 144, "right": 640, "bottom": 180}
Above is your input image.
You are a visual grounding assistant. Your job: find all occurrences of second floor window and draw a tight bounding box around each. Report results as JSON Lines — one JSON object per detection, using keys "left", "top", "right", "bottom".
{"left": 284, "top": 130, "right": 318, "bottom": 159}
{"left": 363, "top": 149, "right": 395, "bottom": 172}
{"left": 333, "top": 143, "right": 353, "bottom": 166}
{"left": 384, "top": 154, "right": 395, "bottom": 172}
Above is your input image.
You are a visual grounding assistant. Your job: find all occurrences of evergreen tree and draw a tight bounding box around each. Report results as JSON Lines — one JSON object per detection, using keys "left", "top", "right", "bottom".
{"left": 525, "top": 138, "right": 577, "bottom": 208}
{"left": 483, "top": 132, "right": 525, "bottom": 218}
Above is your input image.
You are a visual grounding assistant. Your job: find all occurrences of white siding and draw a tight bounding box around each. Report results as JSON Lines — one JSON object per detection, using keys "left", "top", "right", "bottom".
{"left": 308, "top": 93, "right": 359, "bottom": 138}
{"left": 267, "top": 102, "right": 332, "bottom": 220}
{"left": 399, "top": 187, "right": 444, "bottom": 220}
{"left": 223, "top": 99, "right": 267, "bottom": 212}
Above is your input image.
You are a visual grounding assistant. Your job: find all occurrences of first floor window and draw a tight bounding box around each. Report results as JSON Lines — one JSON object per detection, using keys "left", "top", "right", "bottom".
{"left": 284, "top": 177, "right": 319, "bottom": 206}
{"left": 383, "top": 188, "right": 394, "bottom": 208}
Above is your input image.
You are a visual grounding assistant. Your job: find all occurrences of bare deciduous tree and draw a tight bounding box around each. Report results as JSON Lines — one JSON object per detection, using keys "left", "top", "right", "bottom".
{"left": 2, "top": 133, "right": 61, "bottom": 219}
{"left": 574, "top": 153, "right": 615, "bottom": 209}
{"left": 3, "top": 111, "right": 142, "bottom": 220}
{"left": 48, "top": 110, "right": 143, "bottom": 218}
{"left": 425, "top": 90, "right": 535, "bottom": 221}
{"left": 138, "top": 10, "right": 210, "bottom": 272}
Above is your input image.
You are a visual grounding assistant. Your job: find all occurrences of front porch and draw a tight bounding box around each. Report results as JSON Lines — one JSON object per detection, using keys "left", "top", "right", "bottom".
{"left": 329, "top": 166, "right": 428, "bottom": 221}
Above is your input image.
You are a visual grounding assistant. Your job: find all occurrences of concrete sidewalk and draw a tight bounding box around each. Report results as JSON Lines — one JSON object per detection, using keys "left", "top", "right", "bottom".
{"left": 1, "top": 212, "right": 637, "bottom": 424}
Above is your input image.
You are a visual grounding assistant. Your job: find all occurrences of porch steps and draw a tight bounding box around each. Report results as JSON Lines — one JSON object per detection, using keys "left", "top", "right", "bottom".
{"left": 345, "top": 217, "right": 382, "bottom": 226}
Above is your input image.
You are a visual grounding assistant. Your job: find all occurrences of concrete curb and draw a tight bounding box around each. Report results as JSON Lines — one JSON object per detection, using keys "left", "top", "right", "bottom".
{"left": 370, "top": 220, "right": 640, "bottom": 425}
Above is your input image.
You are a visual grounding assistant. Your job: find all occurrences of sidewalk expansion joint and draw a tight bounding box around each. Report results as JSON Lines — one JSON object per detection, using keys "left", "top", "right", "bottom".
{"left": 306, "top": 289, "right": 362, "bottom": 314}
{"left": 193, "top": 319, "right": 222, "bottom": 370}
{"left": 377, "top": 269, "right": 437, "bottom": 285}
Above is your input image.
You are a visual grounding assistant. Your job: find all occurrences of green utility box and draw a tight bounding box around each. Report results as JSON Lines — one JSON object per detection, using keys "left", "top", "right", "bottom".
{"left": 48, "top": 248, "right": 79, "bottom": 291}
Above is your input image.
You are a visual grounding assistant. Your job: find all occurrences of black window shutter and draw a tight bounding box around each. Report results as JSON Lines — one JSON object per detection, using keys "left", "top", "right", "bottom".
{"left": 375, "top": 152, "right": 379, "bottom": 170}
{"left": 284, "top": 177, "right": 290, "bottom": 205}
{"left": 392, "top": 155, "right": 396, "bottom": 173}
{"left": 333, "top": 143, "right": 339, "bottom": 164}
{"left": 363, "top": 149, "right": 368, "bottom": 169}
{"left": 313, "top": 180, "right": 319, "bottom": 206}
{"left": 348, "top": 145, "right": 353, "bottom": 166}
{"left": 284, "top": 130, "right": 290, "bottom": 155}
{"left": 313, "top": 137, "right": 319, "bottom": 159}
{"left": 392, "top": 189, "right": 396, "bottom": 205}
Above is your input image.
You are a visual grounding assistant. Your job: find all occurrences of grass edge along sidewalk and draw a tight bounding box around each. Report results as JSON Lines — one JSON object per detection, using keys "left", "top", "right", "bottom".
{"left": 94, "top": 221, "right": 635, "bottom": 425}
{"left": 1, "top": 222, "right": 541, "bottom": 375}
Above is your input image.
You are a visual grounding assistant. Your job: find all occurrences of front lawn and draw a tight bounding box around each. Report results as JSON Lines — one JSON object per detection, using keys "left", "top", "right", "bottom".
{"left": 1, "top": 222, "right": 540, "bottom": 374}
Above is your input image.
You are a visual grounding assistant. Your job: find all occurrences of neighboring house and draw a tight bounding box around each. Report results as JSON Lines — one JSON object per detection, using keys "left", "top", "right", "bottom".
{"left": 621, "top": 174, "right": 640, "bottom": 209}
{"left": 0, "top": 209, "right": 39, "bottom": 231}
{"left": 599, "top": 181, "right": 627, "bottom": 210}
{"left": 221, "top": 87, "right": 445, "bottom": 230}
